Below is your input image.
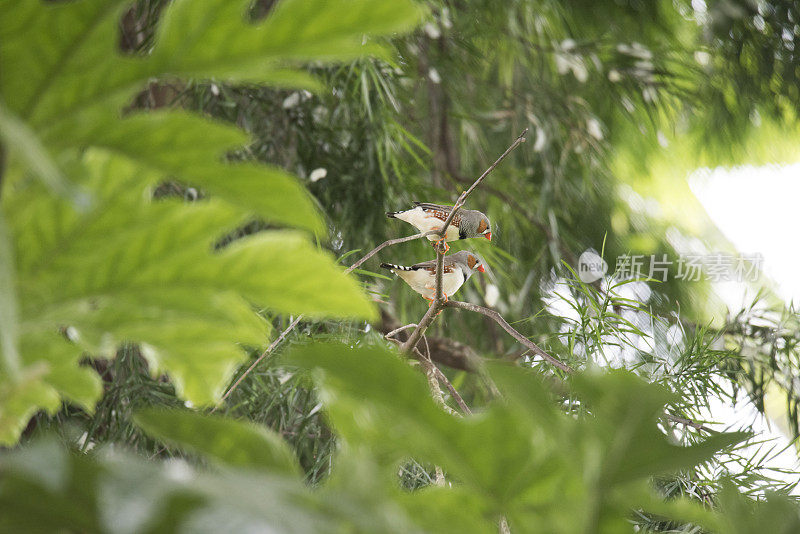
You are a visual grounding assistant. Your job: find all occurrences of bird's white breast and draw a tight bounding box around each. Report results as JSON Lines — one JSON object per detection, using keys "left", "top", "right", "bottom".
{"left": 395, "top": 207, "right": 461, "bottom": 242}
{"left": 396, "top": 267, "right": 465, "bottom": 299}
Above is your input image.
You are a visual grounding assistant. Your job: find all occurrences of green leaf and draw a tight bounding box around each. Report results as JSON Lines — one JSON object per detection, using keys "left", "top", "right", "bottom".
{"left": 715, "top": 480, "right": 800, "bottom": 534}
{"left": 90, "top": 112, "right": 325, "bottom": 235}
{"left": 0, "top": 103, "right": 87, "bottom": 206}
{"left": 0, "top": 0, "right": 131, "bottom": 120}
{"left": 1, "top": 0, "right": 424, "bottom": 142}
{"left": 571, "top": 370, "right": 749, "bottom": 484}
{"left": 287, "top": 343, "right": 554, "bottom": 508}
{"left": 1, "top": 149, "right": 373, "bottom": 442}
{"left": 290, "top": 344, "right": 754, "bottom": 529}
{"left": 19, "top": 333, "right": 102, "bottom": 414}
{"left": 12, "top": 151, "right": 373, "bottom": 396}
{"left": 0, "top": 371, "right": 60, "bottom": 445}
{"left": 135, "top": 408, "right": 300, "bottom": 475}
{"left": 0, "top": 0, "right": 414, "bottom": 444}
{"left": 152, "top": 0, "right": 425, "bottom": 73}
{"left": 220, "top": 232, "right": 376, "bottom": 320}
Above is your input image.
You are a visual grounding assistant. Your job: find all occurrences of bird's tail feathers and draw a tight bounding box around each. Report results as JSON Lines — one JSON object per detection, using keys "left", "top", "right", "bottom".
{"left": 380, "top": 262, "right": 414, "bottom": 271}
{"left": 385, "top": 211, "right": 399, "bottom": 218}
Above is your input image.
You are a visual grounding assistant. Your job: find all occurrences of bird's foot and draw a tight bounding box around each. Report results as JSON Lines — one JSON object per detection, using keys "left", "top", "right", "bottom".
{"left": 432, "top": 238, "right": 449, "bottom": 253}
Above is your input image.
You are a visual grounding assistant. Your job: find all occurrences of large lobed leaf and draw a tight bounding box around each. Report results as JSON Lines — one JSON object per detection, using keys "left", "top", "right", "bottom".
{"left": 0, "top": 0, "right": 422, "bottom": 443}
{"left": 0, "top": 151, "right": 374, "bottom": 443}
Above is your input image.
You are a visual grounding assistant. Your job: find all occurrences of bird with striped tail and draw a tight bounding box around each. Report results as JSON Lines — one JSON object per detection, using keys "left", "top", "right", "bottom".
{"left": 386, "top": 201, "right": 492, "bottom": 252}
{"left": 380, "top": 251, "right": 485, "bottom": 302}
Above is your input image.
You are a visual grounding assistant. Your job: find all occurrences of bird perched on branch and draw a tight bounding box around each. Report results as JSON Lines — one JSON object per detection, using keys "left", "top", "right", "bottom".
{"left": 380, "top": 250, "right": 485, "bottom": 301}
{"left": 386, "top": 201, "right": 491, "bottom": 252}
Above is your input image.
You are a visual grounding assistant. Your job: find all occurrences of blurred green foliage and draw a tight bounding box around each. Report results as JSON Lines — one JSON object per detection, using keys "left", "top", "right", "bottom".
{"left": 0, "top": 344, "right": 785, "bottom": 533}
{"left": 2, "top": 0, "right": 800, "bottom": 532}
{"left": 0, "top": 0, "right": 423, "bottom": 443}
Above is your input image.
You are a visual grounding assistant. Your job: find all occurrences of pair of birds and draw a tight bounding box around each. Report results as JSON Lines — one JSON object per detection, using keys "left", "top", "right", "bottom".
{"left": 380, "top": 201, "right": 491, "bottom": 301}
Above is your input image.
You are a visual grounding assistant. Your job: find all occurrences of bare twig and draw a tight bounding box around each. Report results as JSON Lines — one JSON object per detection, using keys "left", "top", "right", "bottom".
{"left": 663, "top": 413, "right": 716, "bottom": 434}
{"left": 213, "top": 315, "right": 303, "bottom": 410}
{"left": 445, "top": 300, "right": 573, "bottom": 374}
{"left": 433, "top": 365, "right": 472, "bottom": 415}
{"left": 399, "top": 297, "right": 445, "bottom": 353}
{"left": 443, "top": 301, "right": 714, "bottom": 432}
{"left": 386, "top": 334, "right": 471, "bottom": 417}
{"left": 418, "top": 346, "right": 456, "bottom": 416}
{"left": 385, "top": 323, "right": 418, "bottom": 340}
{"left": 346, "top": 230, "right": 438, "bottom": 273}
{"left": 438, "top": 128, "right": 529, "bottom": 235}
{"left": 419, "top": 332, "right": 471, "bottom": 415}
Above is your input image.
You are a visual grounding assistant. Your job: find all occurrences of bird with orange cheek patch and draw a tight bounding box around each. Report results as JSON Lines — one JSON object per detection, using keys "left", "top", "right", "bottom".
{"left": 386, "top": 201, "right": 492, "bottom": 252}
{"left": 380, "top": 251, "right": 485, "bottom": 301}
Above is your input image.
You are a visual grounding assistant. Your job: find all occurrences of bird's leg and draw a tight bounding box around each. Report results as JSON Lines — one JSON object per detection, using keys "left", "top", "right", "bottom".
{"left": 430, "top": 227, "right": 449, "bottom": 253}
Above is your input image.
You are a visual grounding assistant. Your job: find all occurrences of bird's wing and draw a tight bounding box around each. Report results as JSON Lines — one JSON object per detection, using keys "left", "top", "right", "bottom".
{"left": 413, "top": 201, "right": 454, "bottom": 212}
{"left": 411, "top": 258, "right": 456, "bottom": 274}
{"left": 412, "top": 202, "right": 461, "bottom": 225}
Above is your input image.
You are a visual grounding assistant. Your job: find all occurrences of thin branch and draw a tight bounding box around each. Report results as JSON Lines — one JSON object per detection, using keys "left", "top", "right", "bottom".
{"left": 385, "top": 323, "right": 418, "bottom": 340}
{"left": 418, "top": 345, "right": 456, "bottom": 416}
{"left": 664, "top": 413, "right": 717, "bottom": 434}
{"left": 435, "top": 246, "right": 446, "bottom": 302}
{"left": 444, "top": 301, "right": 715, "bottom": 432}
{"left": 438, "top": 128, "right": 529, "bottom": 235}
{"left": 387, "top": 332, "right": 471, "bottom": 416}
{"left": 386, "top": 331, "right": 470, "bottom": 416}
{"left": 433, "top": 365, "right": 472, "bottom": 415}
{"left": 445, "top": 300, "right": 573, "bottom": 374}
{"left": 399, "top": 298, "right": 444, "bottom": 353}
{"left": 214, "top": 315, "right": 303, "bottom": 410}
{"left": 345, "top": 230, "right": 438, "bottom": 273}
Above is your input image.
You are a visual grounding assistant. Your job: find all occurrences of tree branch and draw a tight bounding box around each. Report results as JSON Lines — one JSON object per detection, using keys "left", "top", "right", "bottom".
{"left": 384, "top": 323, "right": 418, "bottom": 340}
{"left": 443, "top": 300, "right": 714, "bottom": 432}
{"left": 345, "top": 230, "right": 438, "bottom": 273}
{"left": 381, "top": 310, "right": 480, "bottom": 371}
{"left": 445, "top": 300, "right": 573, "bottom": 374}
{"left": 438, "top": 128, "right": 529, "bottom": 235}
{"left": 663, "top": 413, "right": 716, "bottom": 434}
{"left": 213, "top": 314, "right": 303, "bottom": 410}
{"left": 433, "top": 364, "right": 472, "bottom": 415}
{"left": 415, "top": 347, "right": 471, "bottom": 415}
